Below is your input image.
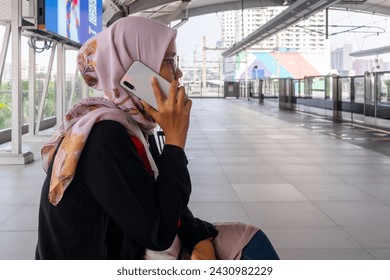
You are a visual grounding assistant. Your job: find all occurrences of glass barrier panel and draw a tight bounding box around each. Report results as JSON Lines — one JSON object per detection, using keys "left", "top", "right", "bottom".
{"left": 326, "top": 76, "right": 332, "bottom": 100}
{"left": 312, "top": 77, "right": 325, "bottom": 99}
{"left": 340, "top": 78, "right": 351, "bottom": 101}
{"left": 354, "top": 77, "right": 364, "bottom": 103}
{"left": 292, "top": 80, "right": 300, "bottom": 97}
{"left": 377, "top": 73, "right": 390, "bottom": 104}
{"left": 304, "top": 78, "right": 312, "bottom": 98}
{"left": 273, "top": 79, "right": 279, "bottom": 97}
{"left": 300, "top": 80, "right": 305, "bottom": 97}
{"left": 375, "top": 73, "right": 390, "bottom": 120}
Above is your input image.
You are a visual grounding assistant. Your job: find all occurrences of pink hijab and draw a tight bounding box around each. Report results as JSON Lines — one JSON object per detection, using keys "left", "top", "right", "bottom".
{"left": 41, "top": 16, "right": 177, "bottom": 206}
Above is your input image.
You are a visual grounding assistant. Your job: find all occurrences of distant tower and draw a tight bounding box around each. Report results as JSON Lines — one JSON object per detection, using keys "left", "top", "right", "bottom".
{"left": 331, "top": 43, "right": 353, "bottom": 72}
{"left": 221, "top": 7, "right": 327, "bottom": 51}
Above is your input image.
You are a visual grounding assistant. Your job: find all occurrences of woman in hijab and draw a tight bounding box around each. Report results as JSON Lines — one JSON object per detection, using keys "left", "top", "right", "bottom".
{"left": 36, "top": 16, "right": 278, "bottom": 260}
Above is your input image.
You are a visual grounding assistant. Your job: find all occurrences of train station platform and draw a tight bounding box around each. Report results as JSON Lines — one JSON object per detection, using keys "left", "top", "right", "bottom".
{"left": 1, "top": 98, "right": 390, "bottom": 260}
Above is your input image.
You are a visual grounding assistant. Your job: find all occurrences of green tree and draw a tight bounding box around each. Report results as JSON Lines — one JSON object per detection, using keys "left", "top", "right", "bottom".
{"left": 0, "top": 90, "right": 11, "bottom": 129}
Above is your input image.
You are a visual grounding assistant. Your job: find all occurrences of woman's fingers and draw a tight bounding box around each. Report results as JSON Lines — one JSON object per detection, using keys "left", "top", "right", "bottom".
{"left": 150, "top": 77, "right": 166, "bottom": 108}
{"left": 140, "top": 100, "right": 158, "bottom": 121}
{"left": 148, "top": 78, "right": 192, "bottom": 149}
{"left": 185, "top": 98, "right": 192, "bottom": 111}
{"left": 166, "top": 80, "right": 179, "bottom": 106}
{"left": 177, "top": 86, "right": 187, "bottom": 107}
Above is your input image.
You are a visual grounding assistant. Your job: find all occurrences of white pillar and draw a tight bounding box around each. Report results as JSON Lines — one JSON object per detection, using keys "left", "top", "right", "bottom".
{"left": 245, "top": 50, "right": 248, "bottom": 100}
{"left": 0, "top": 0, "right": 34, "bottom": 164}
{"left": 28, "top": 44, "right": 36, "bottom": 135}
{"left": 202, "top": 36, "right": 207, "bottom": 89}
{"left": 11, "top": 0, "right": 22, "bottom": 154}
{"left": 28, "top": 0, "right": 36, "bottom": 136}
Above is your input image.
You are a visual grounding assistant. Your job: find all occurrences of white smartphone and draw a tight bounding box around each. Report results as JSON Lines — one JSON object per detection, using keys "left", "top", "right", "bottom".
{"left": 120, "top": 60, "right": 170, "bottom": 110}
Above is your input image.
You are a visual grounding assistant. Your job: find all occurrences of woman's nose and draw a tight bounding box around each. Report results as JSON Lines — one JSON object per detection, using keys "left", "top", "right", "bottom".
{"left": 175, "top": 67, "right": 183, "bottom": 79}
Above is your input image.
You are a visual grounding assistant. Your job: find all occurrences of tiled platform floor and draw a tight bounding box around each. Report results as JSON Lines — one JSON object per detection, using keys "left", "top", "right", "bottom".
{"left": 1, "top": 98, "right": 390, "bottom": 260}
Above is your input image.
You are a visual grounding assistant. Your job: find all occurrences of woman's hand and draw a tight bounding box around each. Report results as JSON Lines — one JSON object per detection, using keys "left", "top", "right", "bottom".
{"left": 191, "top": 239, "right": 216, "bottom": 260}
{"left": 141, "top": 78, "right": 192, "bottom": 149}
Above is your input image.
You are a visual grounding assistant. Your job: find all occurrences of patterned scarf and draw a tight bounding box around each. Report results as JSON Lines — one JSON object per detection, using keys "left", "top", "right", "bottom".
{"left": 41, "top": 16, "right": 177, "bottom": 206}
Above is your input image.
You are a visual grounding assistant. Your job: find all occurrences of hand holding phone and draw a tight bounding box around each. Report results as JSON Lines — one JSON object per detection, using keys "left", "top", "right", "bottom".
{"left": 141, "top": 78, "right": 192, "bottom": 149}
{"left": 120, "top": 61, "right": 170, "bottom": 110}
{"left": 121, "top": 60, "right": 192, "bottom": 149}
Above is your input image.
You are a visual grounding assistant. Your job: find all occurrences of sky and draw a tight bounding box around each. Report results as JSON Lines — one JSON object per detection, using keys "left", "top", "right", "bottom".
{"left": 328, "top": 9, "right": 390, "bottom": 52}
{"left": 173, "top": 9, "right": 390, "bottom": 64}
{"left": 175, "top": 13, "right": 223, "bottom": 68}
{"left": 1, "top": 9, "right": 390, "bottom": 74}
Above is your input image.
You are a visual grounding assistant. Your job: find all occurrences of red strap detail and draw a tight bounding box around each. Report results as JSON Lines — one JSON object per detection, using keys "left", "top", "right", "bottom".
{"left": 129, "top": 135, "right": 153, "bottom": 175}
{"left": 129, "top": 135, "right": 181, "bottom": 228}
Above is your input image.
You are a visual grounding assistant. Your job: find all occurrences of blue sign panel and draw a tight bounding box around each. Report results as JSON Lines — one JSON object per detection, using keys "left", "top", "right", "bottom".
{"left": 45, "top": 0, "right": 102, "bottom": 45}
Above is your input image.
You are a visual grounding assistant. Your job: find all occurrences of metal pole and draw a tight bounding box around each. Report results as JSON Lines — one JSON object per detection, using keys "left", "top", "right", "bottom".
{"left": 0, "top": 0, "right": 33, "bottom": 164}
{"left": 56, "top": 43, "right": 65, "bottom": 126}
{"left": 28, "top": 0, "right": 36, "bottom": 135}
{"left": 28, "top": 41, "right": 36, "bottom": 135}
{"left": 373, "top": 72, "right": 377, "bottom": 120}
{"left": 68, "top": 65, "right": 79, "bottom": 110}
{"left": 11, "top": 0, "right": 22, "bottom": 154}
{"left": 245, "top": 50, "right": 248, "bottom": 100}
{"left": 202, "top": 36, "right": 206, "bottom": 94}
{"left": 325, "top": 8, "right": 329, "bottom": 40}
{"left": 36, "top": 42, "right": 56, "bottom": 134}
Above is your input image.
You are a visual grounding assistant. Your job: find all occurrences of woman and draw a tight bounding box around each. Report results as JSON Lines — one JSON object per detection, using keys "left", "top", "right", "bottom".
{"left": 36, "top": 15, "right": 219, "bottom": 260}
{"left": 35, "top": 16, "right": 278, "bottom": 260}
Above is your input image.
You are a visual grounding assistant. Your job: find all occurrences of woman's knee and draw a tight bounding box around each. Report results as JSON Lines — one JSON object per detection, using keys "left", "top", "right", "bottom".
{"left": 241, "top": 230, "right": 279, "bottom": 260}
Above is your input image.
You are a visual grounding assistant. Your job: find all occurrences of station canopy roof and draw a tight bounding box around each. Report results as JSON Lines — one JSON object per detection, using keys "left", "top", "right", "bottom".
{"left": 98, "top": 0, "right": 390, "bottom": 57}
{"left": 1, "top": 0, "right": 390, "bottom": 55}
{"left": 1, "top": 1, "right": 388, "bottom": 28}
{"left": 100, "top": 0, "right": 390, "bottom": 27}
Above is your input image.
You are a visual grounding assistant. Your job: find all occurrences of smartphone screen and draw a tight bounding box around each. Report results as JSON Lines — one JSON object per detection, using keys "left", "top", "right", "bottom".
{"left": 120, "top": 61, "right": 170, "bottom": 110}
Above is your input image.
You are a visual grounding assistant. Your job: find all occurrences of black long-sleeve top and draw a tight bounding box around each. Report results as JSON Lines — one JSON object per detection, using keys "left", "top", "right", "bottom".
{"left": 36, "top": 120, "right": 216, "bottom": 260}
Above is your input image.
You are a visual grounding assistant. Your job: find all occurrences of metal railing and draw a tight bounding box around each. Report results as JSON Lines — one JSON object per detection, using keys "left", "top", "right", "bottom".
{"left": 277, "top": 71, "right": 390, "bottom": 130}
{"left": 3, "top": 71, "right": 390, "bottom": 144}
{"left": 0, "top": 79, "right": 86, "bottom": 143}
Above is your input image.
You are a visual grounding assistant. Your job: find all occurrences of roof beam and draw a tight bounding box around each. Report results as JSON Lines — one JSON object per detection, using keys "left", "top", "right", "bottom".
{"left": 350, "top": 45, "right": 390, "bottom": 57}
{"left": 153, "top": 0, "right": 284, "bottom": 23}
{"left": 188, "top": 0, "right": 283, "bottom": 18}
{"left": 127, "top": 0, "right": 178, "bottom": 14}
{"left": 333, "top": 2, "right": 390, "bottom": 17}
{"left": 162, "top": 0, "right": 191, "bottom": 24}
{"left": 222, "top": 0, "right": 341, "bottom": 57}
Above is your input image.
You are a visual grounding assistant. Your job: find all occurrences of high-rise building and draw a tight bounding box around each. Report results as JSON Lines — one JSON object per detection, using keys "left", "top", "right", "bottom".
{"left": 221, "top": 7, "right": 327, "bottom": 51}
{"left": 331, "top": 44, "right": 353, "bottom": 71}
{"left": 353, "top": 58, "right": 385, "bottom": 75}
{"left": 1, "top": 61, "right": 49, "bottom": 84}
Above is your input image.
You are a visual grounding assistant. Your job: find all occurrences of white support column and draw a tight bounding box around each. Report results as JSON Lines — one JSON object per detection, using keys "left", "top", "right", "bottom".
{"left": 35, "top": 43, "right": 56, "bottom": 134}
{"left": 11, "top": 0, "right": 22, "bottom": 154}
{"left": 0, "top": 0, "right": 34, "bottom": 164}
{"left": 202, "top": 36, "right": 206, "bottom": 92}
{"left": 245, "top": 50, "right": 248, "bottom": 100}
{"left": 56, "top": 43, "right": 65, "bottom": 126}
{"left": 0, "top": 23, "right": 11, "bottom": 82}
{"left": 28, "top": 0, "right": 36, "bottom": 136}
{"left": 28, "top": 43, "right": 36, "bottom": 135}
